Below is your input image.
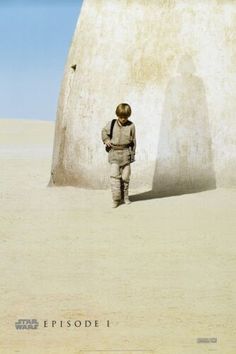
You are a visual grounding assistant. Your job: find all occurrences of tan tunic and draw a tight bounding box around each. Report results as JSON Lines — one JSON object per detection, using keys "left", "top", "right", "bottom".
{"left": 102, "top": 119, "right": 136, "bottom": 166}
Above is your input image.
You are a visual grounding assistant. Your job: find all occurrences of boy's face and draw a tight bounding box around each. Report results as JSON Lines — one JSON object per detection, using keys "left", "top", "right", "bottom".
{"left": 118, "top": 116, "right": 128, "bottom": 126}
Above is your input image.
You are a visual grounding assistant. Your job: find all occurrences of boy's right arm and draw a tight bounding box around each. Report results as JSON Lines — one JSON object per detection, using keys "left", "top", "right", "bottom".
{"left": 101, "top": 122, "right": 112, "bottom": 146}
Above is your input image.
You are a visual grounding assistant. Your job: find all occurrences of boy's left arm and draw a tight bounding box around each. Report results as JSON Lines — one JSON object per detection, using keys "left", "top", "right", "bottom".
{"left": 130, "top": 124, "right": 136, "bottom": 162}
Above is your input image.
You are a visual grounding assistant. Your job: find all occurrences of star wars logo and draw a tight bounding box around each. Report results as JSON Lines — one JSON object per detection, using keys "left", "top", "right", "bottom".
{"left": 15, "top": 319, "right": 39, "bottom": 330}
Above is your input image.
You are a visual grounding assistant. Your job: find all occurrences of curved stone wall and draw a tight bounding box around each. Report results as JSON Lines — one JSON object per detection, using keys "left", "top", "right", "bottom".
{"left": 50, "top": 0, "right": 236, "bottom": 193}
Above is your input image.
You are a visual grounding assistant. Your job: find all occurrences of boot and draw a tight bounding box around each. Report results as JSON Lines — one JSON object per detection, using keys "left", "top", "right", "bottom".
{"left": 123, "top": 181, "right": 131, "bottom": 204}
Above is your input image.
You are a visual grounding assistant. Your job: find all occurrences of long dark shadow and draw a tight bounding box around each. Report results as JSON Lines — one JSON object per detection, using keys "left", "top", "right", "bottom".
{"left": 130, "top": 185, "right": 216, "bottom": 202}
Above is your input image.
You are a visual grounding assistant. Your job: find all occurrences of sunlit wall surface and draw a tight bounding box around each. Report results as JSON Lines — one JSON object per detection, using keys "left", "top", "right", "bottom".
{"left": 51, "top": 0, "right": 236, "bottom": 190}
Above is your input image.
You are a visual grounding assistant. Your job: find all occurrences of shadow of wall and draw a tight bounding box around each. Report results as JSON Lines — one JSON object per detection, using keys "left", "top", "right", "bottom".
{"left": 151, "top": 55, "right": 216, "bottom": 197}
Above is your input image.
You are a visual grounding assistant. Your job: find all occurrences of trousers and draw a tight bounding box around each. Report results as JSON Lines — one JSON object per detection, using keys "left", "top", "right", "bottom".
{"left": 110, "top": 163, "right": 131, "bottom": 201}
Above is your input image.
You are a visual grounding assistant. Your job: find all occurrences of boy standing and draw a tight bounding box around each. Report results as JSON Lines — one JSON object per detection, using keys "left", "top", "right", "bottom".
{"left": 102, "top": 103, "right": 136, "bottom": 208}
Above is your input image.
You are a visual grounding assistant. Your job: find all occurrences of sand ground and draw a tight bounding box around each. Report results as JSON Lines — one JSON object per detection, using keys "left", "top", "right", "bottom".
{"left": 0, "top": 119, "right": 235, "bottom": 354}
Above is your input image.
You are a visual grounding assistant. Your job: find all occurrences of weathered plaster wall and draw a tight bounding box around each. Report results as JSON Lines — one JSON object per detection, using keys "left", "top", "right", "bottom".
{"left": 50, "top": 0, "right": 236, "bottom": 192}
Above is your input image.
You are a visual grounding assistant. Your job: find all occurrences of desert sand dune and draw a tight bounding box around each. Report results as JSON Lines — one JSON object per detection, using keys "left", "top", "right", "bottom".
{"left": 0, "top": 119, "right": 235, "bottom": 354}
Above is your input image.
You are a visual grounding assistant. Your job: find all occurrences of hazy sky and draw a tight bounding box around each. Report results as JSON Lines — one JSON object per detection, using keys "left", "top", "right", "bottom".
{"left": 0, "top": 0, "right": 83, "bottom": 120}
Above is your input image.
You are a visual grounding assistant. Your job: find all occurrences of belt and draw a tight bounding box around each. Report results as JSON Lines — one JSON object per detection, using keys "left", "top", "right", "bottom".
{"left": 111, "top": 144, "right": 130, "bottom": 150}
